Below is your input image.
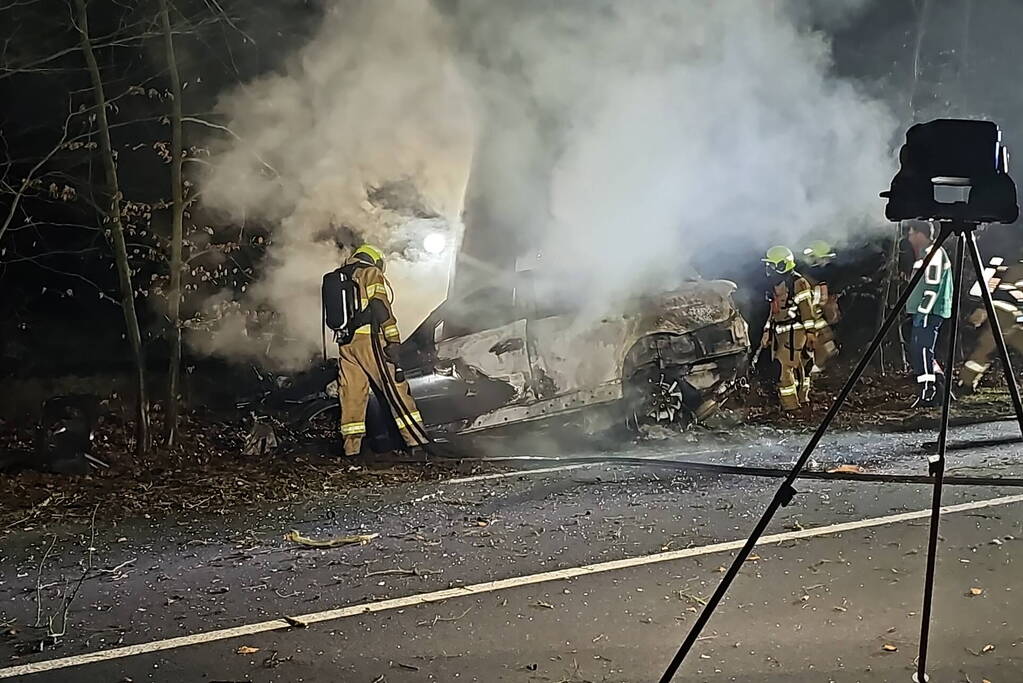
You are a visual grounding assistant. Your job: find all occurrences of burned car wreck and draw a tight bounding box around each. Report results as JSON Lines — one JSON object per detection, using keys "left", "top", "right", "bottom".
{"left": 248, "top": 273, "right": 750, "bottom": 451}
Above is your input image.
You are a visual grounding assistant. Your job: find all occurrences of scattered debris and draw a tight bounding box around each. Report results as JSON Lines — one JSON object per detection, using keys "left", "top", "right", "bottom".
{"left": 969, "top": 587, "right": 984, "bottom": 597}
{"left": 284, "top": 530, "right": 378, "bottom": 548}
{"left": 678, "top": 591, "right": 707, "bottom": 607}
{"left": 827, "top": 464, "right": 864, "bottom": 474}
{"left": 416, "top": 607, "right": 472, "bottom": 628}
{"left": 881, "top": 644, "right": 898, "bottom": 652}
{"left": 236, "top": 645, "right": 260, "bottom": 655}
{"left": 242, "top": 419, "right": 278, "bottom": 457}
{"left": 262, "top": 650, "right": 292, "bottom": 668}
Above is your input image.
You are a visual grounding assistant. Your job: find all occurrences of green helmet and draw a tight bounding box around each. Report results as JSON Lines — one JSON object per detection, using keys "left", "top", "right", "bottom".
{"left": 352, "top": 244, "right": 385, "bottom": 267}
{"left": 763, "top": 246, "right": 796, "bottom": 275}
{"left": 802, "top": 240, "right": 836, "bottom": 266}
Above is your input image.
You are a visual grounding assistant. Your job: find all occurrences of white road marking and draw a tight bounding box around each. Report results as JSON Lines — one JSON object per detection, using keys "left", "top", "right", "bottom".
{"left": 3, "top": 492, "right": 1022, "bottom": 679}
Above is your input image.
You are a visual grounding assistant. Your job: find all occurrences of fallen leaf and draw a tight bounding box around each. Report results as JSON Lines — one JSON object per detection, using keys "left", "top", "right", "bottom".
{"left": 982, "top": 644, "right": 995, "bottom": 653}
{"left": 970, "top": 587, "right": 984, "bottom": 596}
{"left": 746, "top": 554, "right": 761, "bottom": 562}
{"left": 284, "top": 530, "right": 378, "bottom": 548}
{"left": 533, "top": 600, "right": 555, "bottom": 609}
{"left": 881, "top": 644, "right": 898, "bottom": 652}
{"left": 236, "top": 646, "right": 260, "bottom": 655}
{"left": 828, "top": 464, "right": 864, "bottom": 474}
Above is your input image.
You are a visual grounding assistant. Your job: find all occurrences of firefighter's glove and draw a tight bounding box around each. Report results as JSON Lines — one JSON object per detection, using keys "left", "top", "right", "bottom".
{"left": 967, "top": 308, "right": 988, "bottom": 328}
{"left": 804, "top": 333, "right": 816, "bottom": 352}
{"left": 383, "top": 343, "right": 402, "bottom": 365}
{"left": 760, "top": 331, "right": 771, "bottom": 349}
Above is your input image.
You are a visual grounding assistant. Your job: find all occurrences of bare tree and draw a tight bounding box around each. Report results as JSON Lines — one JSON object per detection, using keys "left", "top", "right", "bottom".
{"left": 73, "top": 0, "right": 150, "bottom": 455}
{"left": 160, "top": 0, "right": 185, "bottom": 447}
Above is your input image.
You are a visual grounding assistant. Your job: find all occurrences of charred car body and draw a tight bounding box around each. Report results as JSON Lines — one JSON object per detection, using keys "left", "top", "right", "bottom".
{"left": 248, "top": 272, "right": 750, "bottom": 449}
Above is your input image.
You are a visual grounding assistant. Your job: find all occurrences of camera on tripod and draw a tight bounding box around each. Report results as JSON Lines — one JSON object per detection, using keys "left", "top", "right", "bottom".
{"left": 882, "top": 119, "right": 1019, "bottom": 224}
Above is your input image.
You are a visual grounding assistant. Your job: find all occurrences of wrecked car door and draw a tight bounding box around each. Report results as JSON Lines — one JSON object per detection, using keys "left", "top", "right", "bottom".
{"left": 435, "top": 318, "right": 534, "bottom": 404}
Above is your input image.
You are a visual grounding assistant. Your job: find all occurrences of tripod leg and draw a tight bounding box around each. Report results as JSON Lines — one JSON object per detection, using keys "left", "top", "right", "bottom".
{"left": 965, "top": 232, "right": 1023, "bottom": 437}
{"left": 915, "top": 231, "right": 966, "bottom": 683}
{"left": 657, "top": 226, "right": 955, "bottom": 683}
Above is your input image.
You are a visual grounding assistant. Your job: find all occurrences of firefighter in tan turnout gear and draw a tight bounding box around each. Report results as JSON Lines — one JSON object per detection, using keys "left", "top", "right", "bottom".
{"left": 959, "top": 254, "right": 1023, "bottom": 393}
{"left": 336, "top": 245, "right": 423, "bottom": 456}
{"left": 761, "top": 246, "right": 827, "bottom": 410}
{"left": 800, "top": 240, "right": 840, "bottom": 371}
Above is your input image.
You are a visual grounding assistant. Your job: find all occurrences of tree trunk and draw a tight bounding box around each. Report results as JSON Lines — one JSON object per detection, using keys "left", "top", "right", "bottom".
{"left": 73, "top": 0, "right": 150, "bottom": 456}
{"left": 159, "top": 0, "right": 185, "bottom": 448}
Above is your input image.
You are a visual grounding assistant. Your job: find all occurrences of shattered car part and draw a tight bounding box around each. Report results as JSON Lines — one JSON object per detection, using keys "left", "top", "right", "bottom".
{"left": 400, "top": 278, "right": 750, "bottom": 436}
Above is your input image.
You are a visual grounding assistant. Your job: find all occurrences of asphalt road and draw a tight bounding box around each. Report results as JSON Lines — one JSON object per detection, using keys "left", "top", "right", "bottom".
{"left": 2, "top": 420, "right": 1023, "bottom": 682}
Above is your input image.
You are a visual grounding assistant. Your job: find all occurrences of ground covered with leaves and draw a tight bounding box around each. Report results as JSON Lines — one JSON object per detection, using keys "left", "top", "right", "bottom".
{"left": 0, "top": 411, "right": 467, "bottom": 534}
{"left": 2, "top": 358, "right": 1018, "bottom": 534}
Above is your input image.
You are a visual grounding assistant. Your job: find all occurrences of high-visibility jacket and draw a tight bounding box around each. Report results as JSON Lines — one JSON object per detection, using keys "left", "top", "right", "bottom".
{"left": 344, "top": 258, "right": 402, "bottom": 344}
{"left": 906, "top": 245, "right": 953, "bottom": 319}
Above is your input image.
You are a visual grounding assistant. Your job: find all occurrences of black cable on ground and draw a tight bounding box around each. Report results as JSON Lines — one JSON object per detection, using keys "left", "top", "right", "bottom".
{"left": 379, "top": 451, "right": 1023, "bottom": 488}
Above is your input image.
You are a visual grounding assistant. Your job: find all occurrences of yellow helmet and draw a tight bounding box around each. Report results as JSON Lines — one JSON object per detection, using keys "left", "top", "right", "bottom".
{"left": 802, "top": 240, "right": 835, "bottom": 265}
{"left": 763, "top": 245, "right": 796, "bottom": 274}
{"left": 353, "top": 244, "right": 384, "bottom": 266}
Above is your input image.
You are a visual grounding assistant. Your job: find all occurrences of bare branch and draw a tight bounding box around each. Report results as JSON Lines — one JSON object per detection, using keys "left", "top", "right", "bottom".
{"left": 0, "top": 110, "right": 76, "bottom": 245}
{"left": 183, "top": 116, "right": 279, "bottom": 177}
{"left": 18, "top": 256, "right": 118, "bottom": 304}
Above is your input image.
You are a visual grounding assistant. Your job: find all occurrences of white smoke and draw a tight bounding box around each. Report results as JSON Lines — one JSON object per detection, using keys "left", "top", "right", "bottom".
{"left": 198, "top": 0, "right": 474, "bottom": 369}
{"left": 438, "top": 0, "right": 896, "bottom": 306}
{"left": 197, "top": 0, "right": 895, "bottom": 367}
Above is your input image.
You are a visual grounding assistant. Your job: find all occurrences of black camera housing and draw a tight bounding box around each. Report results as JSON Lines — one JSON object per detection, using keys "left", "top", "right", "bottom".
{"left": 882, "top": 119, "right": 1019, "bottom": 224}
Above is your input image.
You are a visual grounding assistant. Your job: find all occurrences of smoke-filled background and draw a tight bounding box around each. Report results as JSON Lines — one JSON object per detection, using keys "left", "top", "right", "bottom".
{"left": 198, "top": 0, "right": 897, "bottom": 368}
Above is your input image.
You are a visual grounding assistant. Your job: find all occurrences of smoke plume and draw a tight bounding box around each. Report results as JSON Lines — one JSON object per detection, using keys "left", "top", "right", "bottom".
{"left": 198, "top": 0, "right": 895, "bottom": 367}
{"left": 198, "top": 0, "right": 474, "bottom": 369}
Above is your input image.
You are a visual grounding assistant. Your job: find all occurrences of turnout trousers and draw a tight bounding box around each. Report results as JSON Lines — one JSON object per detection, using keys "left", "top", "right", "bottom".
{"left": 337, "top": 334, "right": 422, "bottom": 456}
{"left": 774, "top": 333, "right": 812, "bottom": 411}
{"left": 960, "top": 303, "right": 1023, "bottom": 391}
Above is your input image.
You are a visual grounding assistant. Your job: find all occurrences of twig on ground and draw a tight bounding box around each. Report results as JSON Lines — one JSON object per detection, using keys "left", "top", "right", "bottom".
{"left": 416, "top": 606, "right": 472, "bottom": 628}
{"left": 366, "top": 566, "right": 440, "bottom": 578}
{"left": 48, "top": 503, "right": 99, "bottom": 640}
{"left": 34, "top": 535, "right": 58, "bottom": 628}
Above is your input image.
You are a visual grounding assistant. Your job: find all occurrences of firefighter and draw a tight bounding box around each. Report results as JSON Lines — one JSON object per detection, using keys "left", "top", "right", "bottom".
{"left": 800, "top": 239, "right": 840, "bottom": 370}
{"left": 337, "top": 244, "right": 424, "bottom": 456}
{"left": 904, "top": 222, "right": 953, "bottom": 407}
{"left": 761, "top": 246, "right": 824, "bottom": 410}
{"left": 959, "top": 255, "right": 1023, "bottom": 393}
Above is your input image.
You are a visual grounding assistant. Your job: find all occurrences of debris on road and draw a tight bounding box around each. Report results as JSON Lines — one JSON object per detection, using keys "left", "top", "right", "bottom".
{"left": 236, "top": 645, "right": 260, "bottom": 655}
{"left": 284, "top": 530, "right": 378, "bottom": 548}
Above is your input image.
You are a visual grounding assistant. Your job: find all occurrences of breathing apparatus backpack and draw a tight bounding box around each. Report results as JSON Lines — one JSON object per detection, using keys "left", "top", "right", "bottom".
{"left": 321, "top": 264, "right": 364, "bottom": 355}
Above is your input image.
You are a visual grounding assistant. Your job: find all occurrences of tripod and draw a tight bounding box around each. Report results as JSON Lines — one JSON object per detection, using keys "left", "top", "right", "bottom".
{"left": 658, "top": 220, "right": 1023, "bottom": 683}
